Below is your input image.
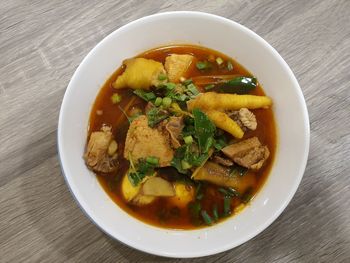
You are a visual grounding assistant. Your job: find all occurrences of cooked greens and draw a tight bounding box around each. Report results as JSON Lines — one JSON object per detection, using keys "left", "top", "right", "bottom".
{"left": 128, "top": 157, "right": 159, "bottom": 186}
{"left": 193, "top": 109, "right": 216, "bottom": 153}
{"left": 146, "top": 107, "right": 169, "bottom": 127}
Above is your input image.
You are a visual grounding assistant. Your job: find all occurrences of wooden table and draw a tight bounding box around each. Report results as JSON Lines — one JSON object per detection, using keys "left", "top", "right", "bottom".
{"left": 1, "top": 1, "right": 349, "bottom": 262}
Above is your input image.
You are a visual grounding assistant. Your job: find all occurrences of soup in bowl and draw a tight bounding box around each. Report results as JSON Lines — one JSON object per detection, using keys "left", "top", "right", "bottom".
{"left": 58, "top": 12, "right": 309, "bottom": 257}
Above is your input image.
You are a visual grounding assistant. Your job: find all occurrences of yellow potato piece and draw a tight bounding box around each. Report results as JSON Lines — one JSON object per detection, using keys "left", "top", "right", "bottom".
{"left": 206, "top": 110, "right": 244, "bottom": 138}
{"left": 114, "top": 58, "right": 166, "bottom": 90}
{"left": 168, "top": 182, "right": 195, "bottom": 208}
{"left": 121, "top": 173, "right": 155, "bottom": 206}
{"left": 187, "top": 92, "right": 272, "bottom": 111}
{"left": 142, "top": 177, "right": 175, "bottom": 197}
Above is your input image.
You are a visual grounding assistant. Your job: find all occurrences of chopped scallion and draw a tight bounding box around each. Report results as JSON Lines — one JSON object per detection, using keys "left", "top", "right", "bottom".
{"left": 181, "top": 160, "right": 192, "bottom": 170}
{"left": 162, "top": 97, "right": 172, "bottom": 108}
{"left": 223, "top": 197, "right": 232, "bottom": 217}
{"left": 184, "top": 135, "right": 194, "bottom": 145}
{"left": 165, "top": 82, "right": 176, "bottom": 91}
{"left": 204, "top": 84, "right": 215, "bottom": 91}
{"left": 146, "top": 156, "right": 159, "bottom": 165}
{"left": 133, "top": 89, "right": 156, "bottom": 101}
{"left": 196, "top": 61, "right": 211, "bottom": 70}
{"left": 182, "top": 78, "right": 193, "bottom": 86}
{"left": 213, "top": 205, "right": 219, "bottom": 221}
{"left": 201, "top": 210, "right": 213, "bottom": 225}
{"left": 216, "top": 57, "right": 224, "bottom": 65}
{"left": 154, "top": 97, "right": 162, "bottom": 107}
{"left": 111, "top": 93, "right": 121, "bottom": 104}
{"left": 187, "top": 83, "right": 200, "bottom": 96}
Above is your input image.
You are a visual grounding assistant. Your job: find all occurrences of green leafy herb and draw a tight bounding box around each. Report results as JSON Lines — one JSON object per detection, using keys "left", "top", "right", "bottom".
{"left": 171, "top": 144, "right": 209, "bottom": 173}
{"left": 191, "top": 152, "right": 209, "bottom": 166}
{"left": 214, "top": 137, "right": 228, "bottom": 150}
{"left": 171, "top": 146, "right": 188, "bottom": 174}
{"left": 127, "top": 157, "right": 159, "bottom": 186}
{"left": 133, "top": 89, "right": 156, "bottom": 101}
{"left": 201, "top": 210, "right": 213, "bottom": 225}
{"left": 218, "top": 77, "right": 257, "bottom": 94}
{"left": 146, "top": 107, "right": 169, "bottom": 127}
{"left": 196, "top": 61, "right": 212, "bottom": 70}
{"left": 165, "top": 87, "right": 189, "bottom": 102}
{"left": 193, "top": 109, "right": 216, "bottom": 153}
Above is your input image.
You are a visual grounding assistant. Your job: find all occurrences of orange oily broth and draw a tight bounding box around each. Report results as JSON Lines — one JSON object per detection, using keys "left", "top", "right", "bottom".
{"left": 88, "top": 45, "right": 276, "bottom": 229}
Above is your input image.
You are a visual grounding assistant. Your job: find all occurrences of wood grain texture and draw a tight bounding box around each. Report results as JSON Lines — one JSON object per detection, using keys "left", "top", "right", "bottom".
{"left": 1, "top": 0, "right": 350, "bottom": 262}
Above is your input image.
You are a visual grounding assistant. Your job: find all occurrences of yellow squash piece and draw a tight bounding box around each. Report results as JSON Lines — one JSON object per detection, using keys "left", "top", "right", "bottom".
{"left": 206, "top": 110, "right": 244, "bottom": 139}
{"left": 187, "top": 92, "right": 272, "bottom": 111}
{"left": 114, "top": 58, "right": 166, "bottom": 90}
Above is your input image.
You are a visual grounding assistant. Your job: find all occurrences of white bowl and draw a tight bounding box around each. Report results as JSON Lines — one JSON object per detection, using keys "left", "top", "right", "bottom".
{"left": 58, "top": 11, "right": 310, "bottom": 258}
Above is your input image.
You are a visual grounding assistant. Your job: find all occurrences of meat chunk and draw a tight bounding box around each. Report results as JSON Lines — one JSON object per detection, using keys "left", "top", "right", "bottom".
{"left": 165, "top": 54, "right": 194, "bottom": 82}
{"left": 165, "top": 116, "right": 184, "bottom": 149}
{"left": 221, "top": 137, "right": 270, "bottom": 170}
{"left": 124, "top": 115, "right": 174, "bottom": 167}
{"left": 239, "top": 108, "right": 257, "bottom": 130}
{"left": 84, "top": 125, "right": 118, "bottom": 173}
{"left": 212, "top": 155, "right": 234, "bottom": 167}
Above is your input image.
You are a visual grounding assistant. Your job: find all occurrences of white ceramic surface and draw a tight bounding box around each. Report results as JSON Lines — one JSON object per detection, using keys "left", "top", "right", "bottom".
{"left": 58, "top": 11, "right": 310, "bottom": 258}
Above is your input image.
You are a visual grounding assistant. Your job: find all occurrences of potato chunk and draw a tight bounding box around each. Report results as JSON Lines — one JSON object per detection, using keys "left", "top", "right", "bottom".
{"left": 84, "top": 126, "right": 118, "bottom": 173}
{"left": 114, "top": 58, "right": 166, "bottom": 90}
{"left": 121, "top": 174, "right": 156, "bottom": 206}
{"left": 165, "top": 54, "right": 194, "bottom": 82}
{"left": 142, "top": 177, "right": 175, "bottom": 197}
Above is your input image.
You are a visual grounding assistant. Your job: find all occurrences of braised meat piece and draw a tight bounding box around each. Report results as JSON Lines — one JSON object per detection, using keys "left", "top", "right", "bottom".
{"left": 221, "top": 137, "right": 269, "bottom": 170}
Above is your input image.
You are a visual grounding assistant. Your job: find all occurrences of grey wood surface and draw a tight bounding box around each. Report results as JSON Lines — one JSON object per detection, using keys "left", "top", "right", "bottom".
{"left": 1, "top": 0, "right": 350, "bottom": 262}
